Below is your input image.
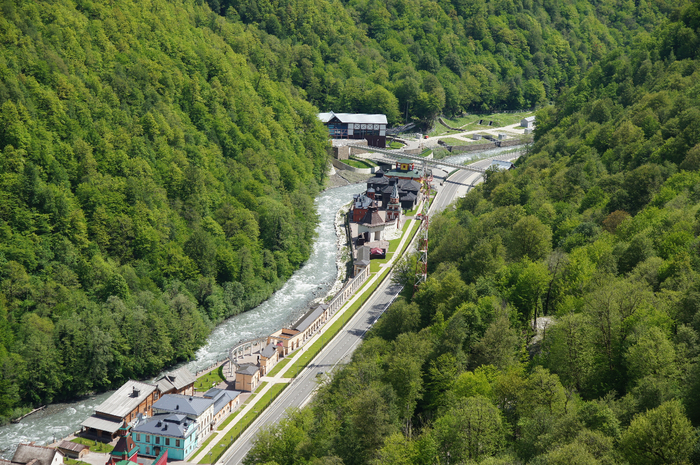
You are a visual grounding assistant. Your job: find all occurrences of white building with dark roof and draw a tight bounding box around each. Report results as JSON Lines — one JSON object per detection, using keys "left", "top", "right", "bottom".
{"left": 203, "top": 388, "right": 241, "bottom": 426}
{"left": 152, "top": 394, "right": 215, "bottom": 444}
{"left": 318, "top": 112, "right": 388, "bottom": 148}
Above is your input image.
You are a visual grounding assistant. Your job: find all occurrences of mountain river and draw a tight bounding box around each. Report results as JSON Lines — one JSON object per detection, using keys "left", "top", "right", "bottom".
{"left": 0, "top": 146, "right": 516, "bottom": 457}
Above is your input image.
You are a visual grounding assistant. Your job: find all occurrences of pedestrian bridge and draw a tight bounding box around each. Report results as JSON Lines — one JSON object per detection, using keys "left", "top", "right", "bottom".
{"left": 347, "top": 144, "right": 486, "bottom": 174}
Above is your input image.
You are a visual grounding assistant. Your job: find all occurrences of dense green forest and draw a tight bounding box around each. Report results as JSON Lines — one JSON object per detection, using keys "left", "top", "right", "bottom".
{"left": 0, "top": 0, "right": 692, "bottom": 430}
{"left": 205, "top": 0, "right": 680, "bottom": 123}
{"left": 244, "top": 2, "right": 700, "bottom": 464}
{"left": 0, "top": 0, "right": 330, "bottom": 420}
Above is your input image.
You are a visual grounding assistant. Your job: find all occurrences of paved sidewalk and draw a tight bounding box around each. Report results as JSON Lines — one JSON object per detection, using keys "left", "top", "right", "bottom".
{"left": 189, "top": 211, "right": 422, "bottom": 464}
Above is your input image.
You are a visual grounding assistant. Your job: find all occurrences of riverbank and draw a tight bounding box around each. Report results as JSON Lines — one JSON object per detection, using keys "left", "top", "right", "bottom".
{"left": 0, "top": 182, "right": 365, "bottom": 460}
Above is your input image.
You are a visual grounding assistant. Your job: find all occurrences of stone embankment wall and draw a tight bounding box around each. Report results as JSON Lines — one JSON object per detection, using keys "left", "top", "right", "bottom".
{"left": 497, "top": 138, "right": 532, "bottom": 147}
{"left": 330, "top": 158, "right": 378, "bottom": 174}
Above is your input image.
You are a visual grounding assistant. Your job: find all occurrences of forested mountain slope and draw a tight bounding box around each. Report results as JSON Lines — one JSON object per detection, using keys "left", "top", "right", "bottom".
{"left": 0, "top": 0, "right": 690, "bottom": 426}
{"left": 245, "top": 3, "right": 700, "bottom": 464}
{"left": 0, "top": 0, "right": 328, "bottom": 419}
{"left": 206, "top": 0, "right": 681, "bottom": 122}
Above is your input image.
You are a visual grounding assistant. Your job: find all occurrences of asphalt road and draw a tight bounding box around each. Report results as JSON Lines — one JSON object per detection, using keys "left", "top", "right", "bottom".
{"left": 221, "top": 152, "right": 521, "bottom": 465}
{"left": 222, "top": 281, "right": 403, "bottom": 465}
{"left": 430, "top": 154, "right": 521, "bottom": 213}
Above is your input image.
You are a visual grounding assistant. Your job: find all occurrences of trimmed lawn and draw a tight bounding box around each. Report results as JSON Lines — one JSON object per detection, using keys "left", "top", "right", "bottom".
{"left": 343, "top": 157, "right": 377, "bottom": 169}
{"left": 70, "top": 438, "right": 113, "bottom": 453}
{"left": 265, "top": 358, "right": 290, "bottom": 377}
{"left": 197, "top": 432, "right": 218, "bottom": 450}
{"left": 388, "top": 141, "right": 403, "bottom": 149}
{"left": 194, "top": 365, "right": 225, "bottom": 392}
{"left": 215, "top": 383, "right": 265, "bottom": 432}
{"left": 198, "top": 384, "right": 287, "bottom": 464}
{"left": 419, "top": 148, "right": 432, "bottom": 157}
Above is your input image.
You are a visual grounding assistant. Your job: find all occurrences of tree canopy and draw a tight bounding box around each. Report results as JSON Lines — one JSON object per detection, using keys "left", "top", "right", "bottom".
{"left": 245, "top": 2, "right": 700, "bottom": 463}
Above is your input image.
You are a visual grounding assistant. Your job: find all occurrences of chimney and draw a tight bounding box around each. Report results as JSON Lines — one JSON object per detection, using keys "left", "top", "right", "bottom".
{"left": 132, "top": 386, "right": 140, "bottom": 397}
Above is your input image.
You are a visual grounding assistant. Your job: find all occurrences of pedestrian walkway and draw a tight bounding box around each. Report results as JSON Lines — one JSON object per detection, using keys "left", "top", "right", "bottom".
{"left": 189, "top": 211, "right": 423, "bottom": 465}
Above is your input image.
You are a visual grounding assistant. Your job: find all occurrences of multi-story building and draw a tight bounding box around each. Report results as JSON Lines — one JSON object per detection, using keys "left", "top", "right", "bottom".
{"left": 318, "top": 112, "right": 387, "bottom": 148}
{"left": 152, "top": 394, "right": 215, "bottom": 444}
{"left": 81, "top": 380, "right": 160, "bottom": 440}
{"left": 132, "top": 414, "right": 198, "bottom": 460}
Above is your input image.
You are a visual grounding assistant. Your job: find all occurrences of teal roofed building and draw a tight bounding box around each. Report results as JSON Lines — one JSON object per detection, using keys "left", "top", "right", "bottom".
{"left": 132, "top": 414, "right": 198, "bottom": 461}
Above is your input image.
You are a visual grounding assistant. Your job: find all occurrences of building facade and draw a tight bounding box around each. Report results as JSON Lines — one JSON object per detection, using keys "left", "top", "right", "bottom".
{"left": 133, "top": 414, "right": 197, "bottom": 461}
{"left": 81, "top": 380, "right": 160, "bottom": 439}
{"left": 318, "top": 112, "right": 387, "bottom": 148}
{"left": 152, "top": 394, "right": 215, "bottom": 444}
{"left": 235, "top": 364, "right": 261, "bottom": 392}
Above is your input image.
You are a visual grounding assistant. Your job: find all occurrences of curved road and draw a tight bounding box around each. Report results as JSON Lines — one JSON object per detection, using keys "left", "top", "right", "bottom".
{"left": 221, "top": 153, "right": 520, "bottom": 465}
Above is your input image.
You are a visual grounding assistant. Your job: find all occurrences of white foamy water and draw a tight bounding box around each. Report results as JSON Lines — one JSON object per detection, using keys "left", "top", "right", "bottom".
{"left": 0, "top": 183, "right": 363, "bottom": 459}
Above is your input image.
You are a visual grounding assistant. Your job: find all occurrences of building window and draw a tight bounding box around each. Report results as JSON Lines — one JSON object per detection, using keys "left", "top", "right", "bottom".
{"left": 165, "top": 438, "right": 170, "bottom": 446}
{"left": 136, "top": 434, "right": 140, "bottom": 441}
{"left": 146, "top": 447, "right": 150, "bottom": 455}
{"left": 146, "top": 435, "right": 150, "bottom": 442}
{"left": 155, "top": 437, "right": 160, "bottom": 444}
{"left": 176, "top": 440, "right": 181, "bottom": 447}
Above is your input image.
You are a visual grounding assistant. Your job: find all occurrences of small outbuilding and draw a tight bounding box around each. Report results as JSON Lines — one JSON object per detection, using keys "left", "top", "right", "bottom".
{"left": 521, "top": 116, "right": 536, "bottom": 128}
{"left": 56, "top": 441, "right": 88, "bottom": 459}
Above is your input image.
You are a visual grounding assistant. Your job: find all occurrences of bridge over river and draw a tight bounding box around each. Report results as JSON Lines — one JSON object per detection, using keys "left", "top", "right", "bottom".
{"left": 347, "top": 144, "right": 487, "bottom": 173}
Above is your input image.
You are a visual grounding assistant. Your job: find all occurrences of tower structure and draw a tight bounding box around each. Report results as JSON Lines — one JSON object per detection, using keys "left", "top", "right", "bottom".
{"left": 386, "top": 183, "right": 401, "bottom": 226}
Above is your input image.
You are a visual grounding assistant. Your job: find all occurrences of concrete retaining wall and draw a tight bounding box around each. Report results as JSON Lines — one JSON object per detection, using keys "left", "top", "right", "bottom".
{"left": 497, "top": 137, "right": 532, "bottom": 147}
{"left": 448, "top": 142, "right": 497, "bottom": 153}
{"left": 331, "top": 158, "right": 378, "bottom": 174}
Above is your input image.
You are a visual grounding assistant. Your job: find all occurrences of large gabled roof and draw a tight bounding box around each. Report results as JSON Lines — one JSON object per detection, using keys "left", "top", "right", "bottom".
{"left": 152, "top": 394, "right": 213, "bottom": 417}
{"left": 293, "top": 304, "right": 329, "bottom": 332}
{"left": 399, "top": 179, "right": 422, "bottom": 191}
{"left": 261, "top": 343, "right": 277, "bottom": 358}
{"left": 203, "top": 389, "right": 241, "bottom": 415}
{"left": 318, "top": 112, "right": 387, "bottom": 125}
{"left": 236, "top": 364, "right": 260, "bottom": 376}
{"left": 12, "top": 444, "right": 63, "bottom": 465}
{"left": 95, "top": 380, "right": 157, "bottom": 419}
{"left": 156, "top": 367, "right": 196, "bottom": 393}
{"left": 360, "top": 207, "right": 385, "bottom": 226}
{"left": 133, "top": 414, "right": 196, "bottom": 439}
{"left": 81, "top": 415, "right": 123, "bottom": 433}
